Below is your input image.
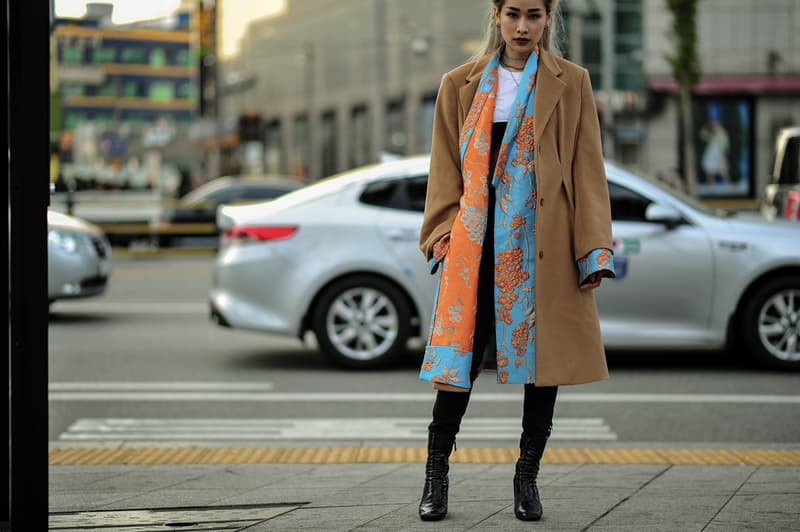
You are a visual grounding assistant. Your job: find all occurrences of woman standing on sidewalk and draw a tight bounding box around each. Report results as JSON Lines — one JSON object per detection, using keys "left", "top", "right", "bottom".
{"left": 417, "top": 0, "right": 615, "bottom": 522}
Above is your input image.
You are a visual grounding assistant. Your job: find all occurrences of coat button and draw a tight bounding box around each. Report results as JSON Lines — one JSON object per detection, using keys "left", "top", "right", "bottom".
{"left": 539, "top": 197, "right": 545, "bottom": 207}
{"left": 539, "top": 250, "right": 544, "bottom": 259}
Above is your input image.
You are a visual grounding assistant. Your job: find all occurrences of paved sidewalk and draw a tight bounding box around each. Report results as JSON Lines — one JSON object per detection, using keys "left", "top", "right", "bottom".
{"left": 49, "top": 461, "right": 799, "bottom": 531}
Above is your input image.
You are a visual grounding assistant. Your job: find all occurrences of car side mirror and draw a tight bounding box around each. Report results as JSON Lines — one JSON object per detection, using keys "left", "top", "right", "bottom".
{"left": 645, "top": 203, "right": 683, "bottom": 228}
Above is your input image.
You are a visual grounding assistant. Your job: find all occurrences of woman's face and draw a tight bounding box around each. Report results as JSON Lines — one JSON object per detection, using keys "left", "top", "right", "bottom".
{"left": 495, "top": 0, "right": 551, "bottom": 58}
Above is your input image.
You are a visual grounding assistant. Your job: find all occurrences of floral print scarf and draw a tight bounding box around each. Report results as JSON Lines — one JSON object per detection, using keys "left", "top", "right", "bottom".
{"left": 420, "top": 49, "right": 542, "bottom": 388}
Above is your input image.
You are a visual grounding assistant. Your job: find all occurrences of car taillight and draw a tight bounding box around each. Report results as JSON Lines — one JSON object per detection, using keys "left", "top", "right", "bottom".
{"left": 222, "top": 225, "right": 298, "bottom": 245}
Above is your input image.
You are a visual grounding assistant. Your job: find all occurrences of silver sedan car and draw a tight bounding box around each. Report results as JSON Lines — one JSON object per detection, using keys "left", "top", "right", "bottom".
{"left": 48, "top": 210, "right": 112, "bottom": 303}
{"left": 212, "top": 156, "right": 800, "bottom": 370}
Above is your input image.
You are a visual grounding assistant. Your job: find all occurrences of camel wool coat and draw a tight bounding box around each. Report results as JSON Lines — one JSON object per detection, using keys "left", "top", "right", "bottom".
{"left": 419, "top": 50, "right": 613, "bottom": 387}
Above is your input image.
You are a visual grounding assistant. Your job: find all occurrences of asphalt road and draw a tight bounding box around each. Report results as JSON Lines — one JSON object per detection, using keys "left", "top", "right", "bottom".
{"left": 48, "top": 255, "right": 800, "bottom": 447}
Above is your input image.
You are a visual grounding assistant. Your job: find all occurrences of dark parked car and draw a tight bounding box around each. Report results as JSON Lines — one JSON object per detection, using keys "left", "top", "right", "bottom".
{"left": 153, "top": 175, "right": 303, "bottom": 245}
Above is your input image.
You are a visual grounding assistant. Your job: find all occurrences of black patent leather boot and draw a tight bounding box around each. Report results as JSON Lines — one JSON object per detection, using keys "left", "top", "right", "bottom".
{"left": 418, "top": 432, "right": 455, "bottom": 521}
{"left": 513, "top": 434, "right": 547, "bottom": 521}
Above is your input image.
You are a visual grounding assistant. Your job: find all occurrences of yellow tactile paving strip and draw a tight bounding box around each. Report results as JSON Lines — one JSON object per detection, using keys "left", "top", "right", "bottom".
{"left": 48, "top": 447, "right": 800, "bottom": 466}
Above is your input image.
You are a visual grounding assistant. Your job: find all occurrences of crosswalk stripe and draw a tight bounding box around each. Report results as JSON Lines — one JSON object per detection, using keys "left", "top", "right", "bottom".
{"left": 58, "top": 417, "right": 617, "bottom": 442}
{"left": 47, "top": 390, "right": 800, "bottom": 404}
{"left": 50, "top": 301, "right": 206, "bottom": 315}
{"left": 49, "top": 382, "right": 274, "bottom": 392}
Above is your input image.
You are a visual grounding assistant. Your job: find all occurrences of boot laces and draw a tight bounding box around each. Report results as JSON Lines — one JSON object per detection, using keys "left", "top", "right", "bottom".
{"left": 425, "top": 451, "right": 449, "bottom": 480}
{"left": 517, "top": 445, "right": 541, "bottom": 480}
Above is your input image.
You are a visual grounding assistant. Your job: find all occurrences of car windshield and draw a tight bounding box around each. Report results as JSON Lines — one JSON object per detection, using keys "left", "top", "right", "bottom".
{"left": 183, "top": 181, "right": 231, "bottom": 203}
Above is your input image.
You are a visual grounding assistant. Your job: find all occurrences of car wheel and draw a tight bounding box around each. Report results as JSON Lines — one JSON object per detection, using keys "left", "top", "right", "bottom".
{"left": 741, "top": 275, "right": 800, "bottom": 369}
{"left": 312, "top": 276, "right": 411, "bottom": 369}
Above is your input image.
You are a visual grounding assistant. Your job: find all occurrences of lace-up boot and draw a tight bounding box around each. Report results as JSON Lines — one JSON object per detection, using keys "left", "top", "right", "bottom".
{"left": 418, "top": 432, "right": 455, "bottom": 521}
{"left": 513, "top": 434, "right": 547, "bottom": 521}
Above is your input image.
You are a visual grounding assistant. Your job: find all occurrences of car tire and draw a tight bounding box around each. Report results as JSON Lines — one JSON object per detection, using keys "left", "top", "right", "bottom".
{"left": 157, "top": 235, "right": 174, "bottom": 248}
{"left": 312, "top": 275, "right": 411, "bottom": 369}
{"left": 741, "top": 275, "right": 800, "bottom": 370}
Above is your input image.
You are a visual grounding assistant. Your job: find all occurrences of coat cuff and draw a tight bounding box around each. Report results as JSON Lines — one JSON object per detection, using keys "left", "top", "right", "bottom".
{"left": 428, "top": 235, "right": 450, "bottom": 274}
{"left": 576, "top": 248, "right": 616, "bottom": 284}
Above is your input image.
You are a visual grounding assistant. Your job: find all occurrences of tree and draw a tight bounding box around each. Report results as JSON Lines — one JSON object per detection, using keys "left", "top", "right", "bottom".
{"left": 665, "top": 0, "right": 701, "bottom": 196}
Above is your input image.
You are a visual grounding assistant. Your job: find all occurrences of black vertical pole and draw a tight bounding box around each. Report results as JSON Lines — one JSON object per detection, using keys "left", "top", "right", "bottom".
{"left": 2, "top": 0, "right": 10, "bottom": 525}
{"left": 8, "top": 0, "right": 50, "bottom": 528}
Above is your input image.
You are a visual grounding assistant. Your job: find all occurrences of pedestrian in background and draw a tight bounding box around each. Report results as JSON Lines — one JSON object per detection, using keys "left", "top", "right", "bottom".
{"left": 417, "top": 0, "right": 615, "bottom": 522}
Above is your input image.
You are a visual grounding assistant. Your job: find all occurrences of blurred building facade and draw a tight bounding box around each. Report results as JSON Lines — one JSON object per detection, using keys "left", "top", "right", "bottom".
{"left": 51, "top": 3, "right": 201, "bottom": 193}
{"left": 643, "top": 0, "right": 800, "bottom": 200}
{"left": 221, "top": 0, "right": 799, "bottom": 201}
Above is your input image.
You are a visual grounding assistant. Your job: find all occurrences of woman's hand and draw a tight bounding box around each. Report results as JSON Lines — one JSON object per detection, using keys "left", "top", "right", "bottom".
{"left": 579, "top": 271, "right": 611, "bottom": 290}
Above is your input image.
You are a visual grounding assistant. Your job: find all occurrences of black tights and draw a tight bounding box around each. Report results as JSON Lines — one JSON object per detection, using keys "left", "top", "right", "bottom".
{"left": 428, "top": 383, "right": 557, "bottom": 439}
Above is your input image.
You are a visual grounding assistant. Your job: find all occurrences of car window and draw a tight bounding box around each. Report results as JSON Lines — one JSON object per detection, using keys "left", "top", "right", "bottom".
{"left": 241, "top": 186, "right": 292, "bottom": 200}
{"left": 406, "top": 175, "right": 428, "bottom": 212}
{"left": 779, "top": 136, "right": 800, "bottom": 185}
{"left": 360, "top": 180, "right": 404, "bottom": 210}
{"left": 188, "top": 187, "right": 238, "bottom": 207}
{"left": 359, "top": 175, "right": 429, "bottom": 212}
{"left": 609, "top": 182, "right": 653, "bottom": 222}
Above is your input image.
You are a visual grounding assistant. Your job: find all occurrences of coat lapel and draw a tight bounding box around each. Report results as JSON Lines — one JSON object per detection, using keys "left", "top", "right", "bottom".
{"left": 534, "top": 51, "right": 565, "bottom": 144}
{"left": 458, "top": 55, "right": 492, "bottom": 122}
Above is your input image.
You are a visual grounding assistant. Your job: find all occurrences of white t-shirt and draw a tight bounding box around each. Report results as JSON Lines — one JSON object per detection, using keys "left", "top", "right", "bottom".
{"left": 494, "top": 64, "right": 523, "bottom": 123}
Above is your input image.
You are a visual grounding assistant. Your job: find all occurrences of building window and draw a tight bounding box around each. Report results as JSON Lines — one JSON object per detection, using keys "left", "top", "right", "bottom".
{"left": 97, "top": 82, "right": 116, "bottom": 97}
{"left": 320, "top": 111, "right": 338, "bottom": 178}
{"left": 175, "top": 49, "right": 191, "bottom": 66}
{"left": 615, "top": 0, "right": 643, "bottom": 92}
{"left": 123, "top": 81, "right": 140, "bottom": 98}
{"left": 93, "top": 112, "right": 114, "bottom": 125}
{"left": 581, "top": 10, "right": 603, "bottom": 89}
{"left": 150, "top": 48, "right": 167, "bottom": 68}
{"left": 62, "top": 46, "right": 83, "bottom": 65}
{"left": 693, "top": 97, "right": 754, "bottom": 198}
{"left": 418, "top": 95, "right": 436, "bottom": 154}
{"left": 62, "top": 83, "right": 85, "bottom": 97}
{"left": 92, "top": 47, "right": 116, "bottom": 64}
{"left": 177, "top": 82, "right": 193, "bottom": 100}
{"left": 350, "top": 105, "right": 371, "bottom": 169}
{"left": 65, "top": 112, "right": 88, "bottom": 130}
{"left": 293, "top": 115, "right": 310, "bottom": 180}
{"left": 561, "top": 0, "right": 643, "bottom": 92}
{"left": 120, "top": 47, "right": 147, "bottom": 64}
{"left": 386, "top": 99, "right": 407, "bottom": 156}
{"left": 265, "top": 120, "right": 284, "bottom": 175}
{"left": 149, "top": 81, "right": 175, "bottom": 102}
{"left": 121, "top": 111, "right": 149, "bottom": 125}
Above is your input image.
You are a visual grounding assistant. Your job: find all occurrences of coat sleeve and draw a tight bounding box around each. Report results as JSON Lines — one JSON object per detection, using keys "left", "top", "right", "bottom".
{"left": 572, "top": 68, "right": 613, "bottom": 260}
{"left": 577, "top": 248, "right": 616, "bottom": 284}
{"left": 419, "top": 73, "right": 463, "bottom": 264}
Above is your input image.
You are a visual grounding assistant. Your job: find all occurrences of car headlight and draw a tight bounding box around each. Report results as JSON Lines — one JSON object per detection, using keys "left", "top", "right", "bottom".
{"left": 48, "top": 229, "right": 80, "bottom": 254}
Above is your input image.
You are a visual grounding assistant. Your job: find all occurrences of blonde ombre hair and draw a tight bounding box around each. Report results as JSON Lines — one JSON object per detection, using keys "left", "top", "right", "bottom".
{"left": 472, "top": 0, "right": 563, "bottom": 60}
